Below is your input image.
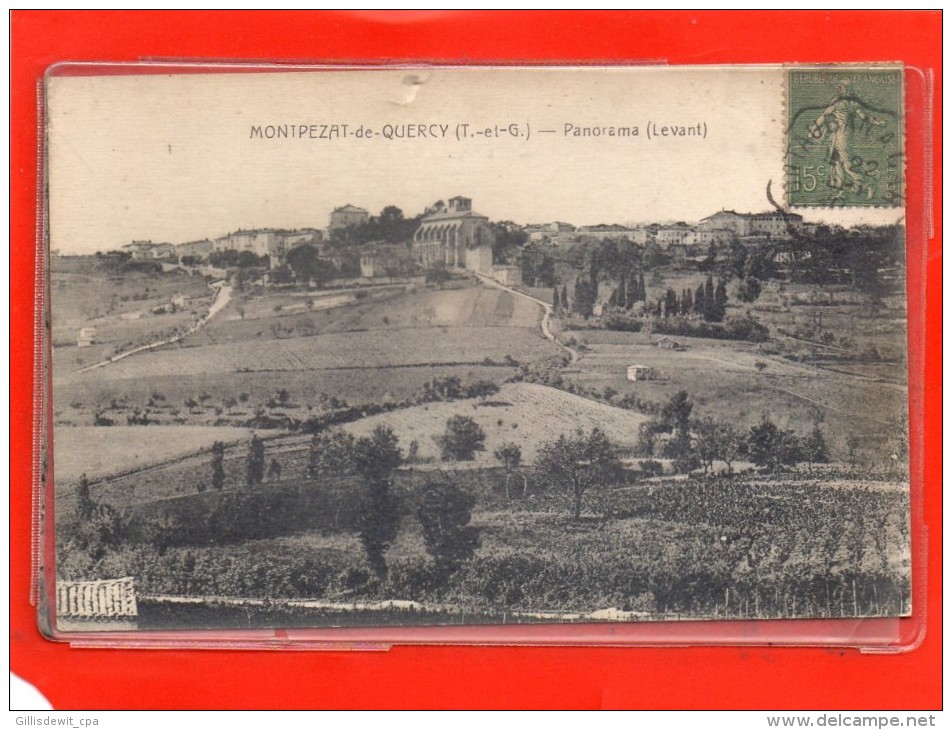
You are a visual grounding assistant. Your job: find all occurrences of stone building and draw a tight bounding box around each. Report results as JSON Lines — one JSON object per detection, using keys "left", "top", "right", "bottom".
{"left": 412, "top": 196, "right": 496, "bottom": 274}
{"left": 328, "top": 204, "right": 370, "bottom": 232}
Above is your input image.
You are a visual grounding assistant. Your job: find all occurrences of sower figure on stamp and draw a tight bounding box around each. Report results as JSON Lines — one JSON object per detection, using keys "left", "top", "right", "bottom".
{"left": 808, "top": 80, "right": 886, "bottom": 201}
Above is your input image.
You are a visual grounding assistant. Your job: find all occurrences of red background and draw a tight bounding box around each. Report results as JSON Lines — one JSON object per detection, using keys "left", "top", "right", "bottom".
{"left": 10, "top": 11, "right": 942, "bottom": 710}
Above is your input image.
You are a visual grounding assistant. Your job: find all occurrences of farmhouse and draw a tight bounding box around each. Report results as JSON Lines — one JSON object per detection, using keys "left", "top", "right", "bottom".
{"left": 122, "top": 241, "right": 175, "bottom": 260}
{"left": 412, "top": 196, "right": 496, "bottom": 274}
{"left": 77, "top": 327, "right": 96, "bottom": 347}
{"left": 56, "top": 576, "right": 139, "bottom": 632}
{"left": 627, "top": 364, "right": 656, "bottom": 381}
{"left": 656, "top": 336, "right": 683, "bottom": 350}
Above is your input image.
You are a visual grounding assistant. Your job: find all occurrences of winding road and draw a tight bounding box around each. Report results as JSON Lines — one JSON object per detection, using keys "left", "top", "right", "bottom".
{"left": 76, "top": 283, "right": 232, "bottom": 374}
{"left": 474, "top": 273, "right": 579, "bottom": 362}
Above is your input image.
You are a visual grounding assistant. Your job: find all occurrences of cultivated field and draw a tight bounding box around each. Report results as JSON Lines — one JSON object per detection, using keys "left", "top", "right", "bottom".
{"left": 59, "top": 468, "right": 911, "bottom": 623}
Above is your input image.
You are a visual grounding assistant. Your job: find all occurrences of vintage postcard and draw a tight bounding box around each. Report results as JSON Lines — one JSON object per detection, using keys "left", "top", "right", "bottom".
{"left": 45, "top": 66, "right": 910, "bottom": 632}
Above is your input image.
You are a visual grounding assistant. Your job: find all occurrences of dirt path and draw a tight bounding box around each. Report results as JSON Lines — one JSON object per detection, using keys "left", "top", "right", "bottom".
{"left": 474, "top": 273, "right": 579, "bottom": 362}
{"left": 76, "top": 284, "right": 232, "bottom": 373}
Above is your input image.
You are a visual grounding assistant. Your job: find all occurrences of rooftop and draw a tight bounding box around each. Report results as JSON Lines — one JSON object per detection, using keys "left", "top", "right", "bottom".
{"left": 420, "top": 208, "right": 489, "bottom": 223}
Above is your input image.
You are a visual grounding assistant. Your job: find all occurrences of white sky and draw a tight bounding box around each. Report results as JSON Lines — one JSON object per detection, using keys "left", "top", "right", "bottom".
{"left": 47, "top": 67, "right": 902, "bottom": 253}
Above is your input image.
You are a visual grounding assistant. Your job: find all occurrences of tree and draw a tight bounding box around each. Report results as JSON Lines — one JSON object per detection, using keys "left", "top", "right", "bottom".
{"left": 377, "top": 205, "right": 406, "bottom": 242}
{"left": 237, "top": 250, "right": 266, "bottom": 268}
{"left": 561, "top": 284, "right": 569, "bottom": 311}
{"left": 493, "top": 442, "right": 523, "bottom": 502}
{"left": 210, "top": 441, "right": 225, "bottom": 491}
{"left": 664, "top": 288, "right": 678, "bottom": 318}
{"left": 353, "top": 426, "right": 403, "bottom": 580}
{"left": 748, "top": 416, "right": 801, "bottom": 472}
{"left": 492, "top": 222, "right": 528, "bottom": 263}
{"left": 804, "top": 424, "right": 830, "bottom": 472}
{"left": 307, "top": 430, "right": 356, "bottom": 480}
{"left": 422, "top": 375, "right": 463, "bottom": 402}
{"left": 660, "top": 390, "right": 693, "bottom": 434}
{"left": 681, "top": 287, "right": 693, "bottom": 316}
{"left": 534, "top": 427, "right": 622, "bottom": 520}
{"left": 714, "top": 422, "right": 745, "bottom": 475}
{"left": 694, "top": 282, "right": 706, "bottom": 316}
{"left": 285, "top": 244, "right": 334, "bottom": 288}
{"left": 435, "top": 415, "right": 487, "bottom": 461}
{"left": 737, "top": 276, "right": 762, "bottom": 303}
{"left": 245, "top": 434, "right": 265, "bottom": 486}
{"left": 552, "top": 286, "right": 561, "bottom": 311}
{"left": 727, "top": 238, "right": 748, "bottom": 279}
{"left": 76, "top": 473, "right": 93, "bottom": 520}
{"left": 692, "top": 418, "right": 720, "bottom": 475}
{"left": 573, "top": 277, "right": 596, "bottom": 319}
{"left": 703, "top": 274, "right": 716, "bottom": 321}
{"left": 636, "top": 271, "right": 647, "bottom": 303}
{"left": 712, "top": 279, "right": 728, "bottom": 321}
{"left": 416, "top": 480, "right": 480, "bottom": 574}
{"left": 658, "top": 391, "right": 697, "bottom": 473}
{"left": 845, "top": 434, "right": 861, "bottom": 468}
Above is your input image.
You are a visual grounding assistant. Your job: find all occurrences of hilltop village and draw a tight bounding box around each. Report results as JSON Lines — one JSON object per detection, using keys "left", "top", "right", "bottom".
{"left": 96, "top": 196, "right": 818, "bottom": 294}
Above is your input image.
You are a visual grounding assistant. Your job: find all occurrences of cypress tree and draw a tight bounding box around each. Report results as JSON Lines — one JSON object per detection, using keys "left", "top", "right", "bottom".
{"left": 703, "top": 274, "right": 716, "bottom": 321}
{"left": 246, "top": 434, "right": 265, "bottom": 487}
{"left": 682, "top": 287, "right": 693, "bottom": 315}
{"left": 713, "top": 279, "right": 728, "bottom": 321}
{"left": 77, "top": 473, "right": 93, "bottom": 520}
{"left": 694, "top": 282, "right": 706, "bottom": 315}
{"left": 211, "top": 441, "right": 225, "bottom": 491}
{"left": 552, "top": 286, "right": 561, "bottom": 310}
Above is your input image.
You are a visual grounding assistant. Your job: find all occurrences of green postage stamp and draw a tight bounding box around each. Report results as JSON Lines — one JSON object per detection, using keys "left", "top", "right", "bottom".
{"left": 787, "top": 66, "right": 903, "bottom": 208}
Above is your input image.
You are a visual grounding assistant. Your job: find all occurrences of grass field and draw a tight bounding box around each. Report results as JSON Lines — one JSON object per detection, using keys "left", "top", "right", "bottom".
{"left": 341, "top": 382, "right": 650, "bottom": 464}
{"left": 51, "top": 264, "right": 213, "bottom": 373}
{"left": 186, "top": 283, "right": 545, "bottom": 344}
{"left": 560, "top": 329, "right": 906, "bottom": 450}
{"left": 54, "top": 425, "right": 256, "bottom": 486}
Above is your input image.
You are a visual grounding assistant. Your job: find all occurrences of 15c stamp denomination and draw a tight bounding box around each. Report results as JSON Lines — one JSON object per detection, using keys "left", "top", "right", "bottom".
{"left": 787, "top": 66, "right": 903, "bottom": 208}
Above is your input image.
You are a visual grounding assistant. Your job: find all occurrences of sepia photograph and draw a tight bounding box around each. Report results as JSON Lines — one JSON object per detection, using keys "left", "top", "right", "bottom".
{"left": 45, "top": 66, "right": 910, "bottom": 632}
